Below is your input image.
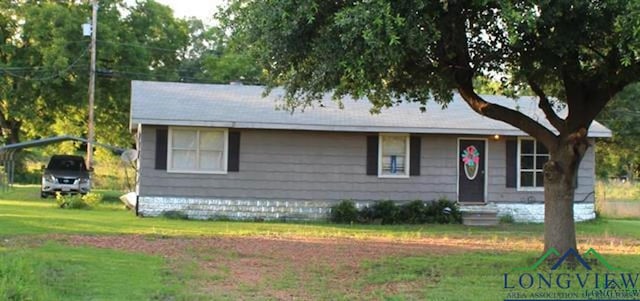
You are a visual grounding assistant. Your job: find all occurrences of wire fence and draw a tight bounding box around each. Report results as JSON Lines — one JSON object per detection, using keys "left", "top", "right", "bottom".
{"left": 595, "top": 181, "right": 640, "bottom": 218}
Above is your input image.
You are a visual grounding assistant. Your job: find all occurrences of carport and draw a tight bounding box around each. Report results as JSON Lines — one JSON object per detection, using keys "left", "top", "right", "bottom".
{"left": 0, "top": 135, "right": 125, "bottom": 191}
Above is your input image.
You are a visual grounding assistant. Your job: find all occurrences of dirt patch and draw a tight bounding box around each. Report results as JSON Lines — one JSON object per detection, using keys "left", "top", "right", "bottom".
{"left": 56, "top": 234, "right": 640, "bottom": 300}
{"left": 59, "top": 235, "right": 479, "bottom": 299}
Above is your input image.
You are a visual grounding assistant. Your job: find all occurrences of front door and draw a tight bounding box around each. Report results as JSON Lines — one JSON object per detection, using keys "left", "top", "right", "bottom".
{"left": 458, "top": 139, "right": 486, "bottom": 203}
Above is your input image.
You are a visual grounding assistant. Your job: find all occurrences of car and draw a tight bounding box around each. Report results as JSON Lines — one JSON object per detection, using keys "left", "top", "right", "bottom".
{"left": 41, "top": 155, "right": 91, "bottom": 198}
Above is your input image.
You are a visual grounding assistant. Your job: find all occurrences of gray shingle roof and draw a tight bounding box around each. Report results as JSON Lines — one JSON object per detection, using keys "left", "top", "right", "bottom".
{"left": 130, "top": 80, "right": 611, "bottom": 137}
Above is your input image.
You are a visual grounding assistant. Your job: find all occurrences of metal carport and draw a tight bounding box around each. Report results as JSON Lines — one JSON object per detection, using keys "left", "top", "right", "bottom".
{"left": 0, "top": 135, "right": 125, "bottom": 191}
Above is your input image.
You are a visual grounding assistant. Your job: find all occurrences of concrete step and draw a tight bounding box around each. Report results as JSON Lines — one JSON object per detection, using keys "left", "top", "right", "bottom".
{"left": 462, "top": 210, "right": 499, "bottom": 226}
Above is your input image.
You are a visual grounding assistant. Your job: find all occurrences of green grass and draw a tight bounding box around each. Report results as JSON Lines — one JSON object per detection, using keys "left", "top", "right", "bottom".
{"left": 1, "top": 186, "right": 638, "bottom": 240}
{"left": 595, "top": 181, "right": 640, "bottom": 218}
{"left": 596, "top": 180, "right": 640, "bottom": 202}
{"left": 2, "top": 185, "right": 640, "bottom": 300}
{"left": 0, "top": 242, "right": 176, "bottom": 301}
{"left": 358, "top": 252, "right": 640, "bottom": 301}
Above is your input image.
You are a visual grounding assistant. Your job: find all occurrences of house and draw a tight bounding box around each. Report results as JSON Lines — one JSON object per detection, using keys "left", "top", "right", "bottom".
{"left": 129, "top": 80, "right": 611, "bottom": 222}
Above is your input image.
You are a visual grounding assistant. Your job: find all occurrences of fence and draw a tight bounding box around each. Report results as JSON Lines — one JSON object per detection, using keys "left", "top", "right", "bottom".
{"left": 595, "top": 181, "right": 640, "bottom": 218}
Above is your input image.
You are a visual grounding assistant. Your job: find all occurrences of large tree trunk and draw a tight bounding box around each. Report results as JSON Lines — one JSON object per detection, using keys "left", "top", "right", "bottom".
{"left": 543, "top": 136, "right": 588, "bottom": 256}
{"left": 543, "top": 166, "right": 577, "bottom": 255}
{"left": 8, "top": 123, "right": 20, "bottom": 144}
{"left": 0, "top": 117, "right": 21, "bottom": 145}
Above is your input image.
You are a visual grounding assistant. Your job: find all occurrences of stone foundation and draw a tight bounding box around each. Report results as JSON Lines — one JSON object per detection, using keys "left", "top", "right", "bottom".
{"left": 463, "top": 202, "right": 595, "bottom": 223}
{"left": 138, "top": 196, "right": 596, "bottom": 223}
{"left": 138, "top": 196, "right": 335, "bottom": 220}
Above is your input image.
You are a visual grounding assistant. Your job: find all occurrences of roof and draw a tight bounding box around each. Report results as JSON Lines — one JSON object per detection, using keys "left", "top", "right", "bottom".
{"left": 0, "top": 136, "right": 86, "bottom": 154}
{"left": 130, "top": 80, "right": 612, "bottom": 138}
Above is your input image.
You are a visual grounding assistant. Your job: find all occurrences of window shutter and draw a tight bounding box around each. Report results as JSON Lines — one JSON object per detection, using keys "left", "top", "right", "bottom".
{"left": 409, "top": 136, "right": 421, "bottom": 176}
{"left": 228, "top": 131, "right": 240, "bottom": 172}
{"left": 506, "top": 139, "right": 517, "bottom": 188}
{"left": 155, "top": 127, "right": 168, "bottom": 170}
{"left": 366, "top": 135, "right": 378, "bottom": 175}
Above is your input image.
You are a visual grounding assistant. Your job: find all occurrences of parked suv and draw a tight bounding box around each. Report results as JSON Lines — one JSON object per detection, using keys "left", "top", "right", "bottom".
{"left": 41, "top": 155, "right": 91, "bottom": 198}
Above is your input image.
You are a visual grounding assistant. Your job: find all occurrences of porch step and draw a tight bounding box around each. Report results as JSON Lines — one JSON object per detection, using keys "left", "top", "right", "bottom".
{"left": 462, "top": 210, "right": 499, "bottom": 226}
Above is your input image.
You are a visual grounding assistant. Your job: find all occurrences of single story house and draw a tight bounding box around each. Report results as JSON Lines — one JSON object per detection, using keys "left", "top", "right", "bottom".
{"left": 129, "top": 80, "right": 611, "bottom": 222}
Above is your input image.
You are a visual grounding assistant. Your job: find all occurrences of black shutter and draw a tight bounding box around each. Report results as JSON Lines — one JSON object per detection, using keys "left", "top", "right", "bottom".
{"left": 366, "top": 135, "right": 378, "bottom": 175}
{"left": 506, "top": 139, "right": 517, "bottom": 188}
{"left": 409, "top": 136, "right": 421, "bottom": 176}
{"left": 228, "top": 131, "right": 240, "bottom": 172}
{"left": 155, "top": 127, "right": 168, "bottom": 170}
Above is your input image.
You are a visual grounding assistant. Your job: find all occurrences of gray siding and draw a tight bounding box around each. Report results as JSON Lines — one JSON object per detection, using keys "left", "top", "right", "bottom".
{"left": 486, "top": 139, "right": 596, "bottom": 204}
{"left": 138, "top": 126, "right": 596, "bottom": 203}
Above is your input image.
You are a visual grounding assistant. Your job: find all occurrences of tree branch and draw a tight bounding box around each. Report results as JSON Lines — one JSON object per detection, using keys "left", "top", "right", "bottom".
{"left": 586, "top": 45, "right": 607, "bottom": 61}
{"left": 0, "top": 111, "right": 9, "bottom": 131}
{"left": 437, "top": 2, "right": 558, "bottom": 149}
{"left": 528, "top": 79, "right": 564, "bottom": 132}
{"left": 581, "top": 76, "right": 626, "bottom": 127}
{"left": 456, "top": 84, "right": 558, "bottom": 150}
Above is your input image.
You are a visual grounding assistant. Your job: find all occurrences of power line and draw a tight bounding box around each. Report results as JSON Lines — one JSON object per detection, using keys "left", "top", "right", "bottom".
{"left": 97, "top": 40, "right": 187, "bottom": 53}
{"left": 103, "top": 69, "right": 213, "bottom": 83}
{"left": 0, "top": 38, "right": 190, "bottom": 72}
{"left": 0, "top": 46, "right": 90, "bottom": 81}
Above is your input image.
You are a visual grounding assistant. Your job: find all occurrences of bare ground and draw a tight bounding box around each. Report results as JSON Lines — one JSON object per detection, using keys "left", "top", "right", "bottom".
{"left": 49, "top": 233, "right": 640, "bottom": 300}
{"left": 61, "top": 235, "right": 462, "bottom": 300}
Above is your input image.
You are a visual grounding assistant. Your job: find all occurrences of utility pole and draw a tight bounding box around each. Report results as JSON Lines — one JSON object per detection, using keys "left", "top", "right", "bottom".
{"left": 86, "top": 0, "right": 97, "bottom": 170}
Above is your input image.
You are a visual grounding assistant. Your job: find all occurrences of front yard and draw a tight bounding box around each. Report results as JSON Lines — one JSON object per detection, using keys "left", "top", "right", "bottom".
{"left": 1, "top": 186, "right": 640, "bottom": 300}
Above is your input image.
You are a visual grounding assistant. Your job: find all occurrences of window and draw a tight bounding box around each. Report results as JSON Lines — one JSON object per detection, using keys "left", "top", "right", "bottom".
{"left": 378, "top": 134, "right": 410, "bottom": 177}
{"left": 168, "top": 127, "right": 228, "bottom": 173}
{"left": 518, "top": 138, "right": 549, "bottom": 189}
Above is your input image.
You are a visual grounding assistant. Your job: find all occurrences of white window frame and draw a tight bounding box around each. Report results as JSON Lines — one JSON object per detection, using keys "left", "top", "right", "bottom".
{"left": 167, "top": 127, "right": 228, "bottom": 174}
{"left": 517, "top": 137, "right": 549, "bottom": 191}
{"left": 378, "top": 133, "right": 410, "bottom": 178}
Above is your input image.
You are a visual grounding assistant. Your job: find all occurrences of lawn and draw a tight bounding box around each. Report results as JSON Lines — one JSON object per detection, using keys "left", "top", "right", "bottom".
{"left": 596, "top": 181, "right": 640, "bottom": 218}
{"left": 1, "top": 186, "right": 640, "bottom": 300}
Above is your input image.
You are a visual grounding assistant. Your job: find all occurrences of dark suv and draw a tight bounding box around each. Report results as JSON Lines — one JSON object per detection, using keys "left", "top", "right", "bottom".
{"left": 41, "top": 155, "right": 91, "bottom": 198}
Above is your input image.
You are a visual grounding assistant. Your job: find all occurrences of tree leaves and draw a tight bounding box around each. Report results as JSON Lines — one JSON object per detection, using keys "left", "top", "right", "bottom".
{"left": 0, "top": 0, "right": 192, "bottom": 147}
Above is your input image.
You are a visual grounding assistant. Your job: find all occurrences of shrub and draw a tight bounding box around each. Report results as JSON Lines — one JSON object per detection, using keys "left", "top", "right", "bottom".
{"left": 55, "top": 192, "right": 103, "bottom": 209}
{"left": 371, "top": 200, "right": 400, "bottom": 225}
{"left": 425, "top": 198, "right": 462, "bottom": 224}
{"left": 330, "top": 200, "right": 359, "bottom": 223}
{"left": 161, "top": 210, "right": 189, "bottom": 220}
{"left": 399, "top": 200, "right": 427, "bottom": 224}
{"left": 499, "top": 214, "right": 515, "bottom": 224}
{"left": 81, "top": 193, "right": 103, "bottom": 207}
{"left": 329, "top": 199, "right": 461, "bottom": 225}
{"left": 208, "top": 215, "right": 232, "bottom": 222}
{"left": 357, "top": 205, "right": 375, "bottom": 224}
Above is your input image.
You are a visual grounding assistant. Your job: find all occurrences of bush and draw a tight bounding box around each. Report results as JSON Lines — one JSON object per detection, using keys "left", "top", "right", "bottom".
{"left": 207, "top": 215, "right": 232, "bottom": 222}
{"left": 161, "top": 210, "right": 189, "bottom": 220}
{"left": 371, "top": 200, "right": 400, "bottom": 225}
{"left": 499, "top": 214, "right": 515, "bottom": 224}
{"left": 425, "top": 198, "right": 462, "bottom": 224}
{"left": 357, "top": 205, "right": 375, "bottom": 224}
{"left": 55, "top": 192, "right": 103, "bottom": 209}
{"left": 81, "top": 193, "right": 103, "bottom": 207}
{"left": 399, "top": 200, "right": 427, "bottom": 224}
{"left": 328, "top": 198, "right": 462, "bottom": 225}
{"left": 330, "top": 200, "right": 359, "bottom": 223}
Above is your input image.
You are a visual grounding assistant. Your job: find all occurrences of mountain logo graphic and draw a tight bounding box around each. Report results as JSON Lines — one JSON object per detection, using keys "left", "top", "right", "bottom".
{"left": 514, "top": 248, "right": 621, "bottom": 271}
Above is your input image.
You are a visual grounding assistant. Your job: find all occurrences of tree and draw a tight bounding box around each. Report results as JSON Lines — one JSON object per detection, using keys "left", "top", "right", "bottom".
{"left": 0, "top": 0, "right": 88, "bottom": 144}
{"left": 596, "top": 82, "right": 640, "bottom": 180}
{"left": 224, "top": 0, "right": 640, "bottom": 255}
{"left": 0, "top": 0, "right": 190, "bottom": 148}
{"left": 1, "top": 0, "right": 192, "bottom": 184}
{"left": 94, "top": 0, "right": 190, "bottom": 148}
{"left": 178, "top": 19, "right": 263, "bottom": 85}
